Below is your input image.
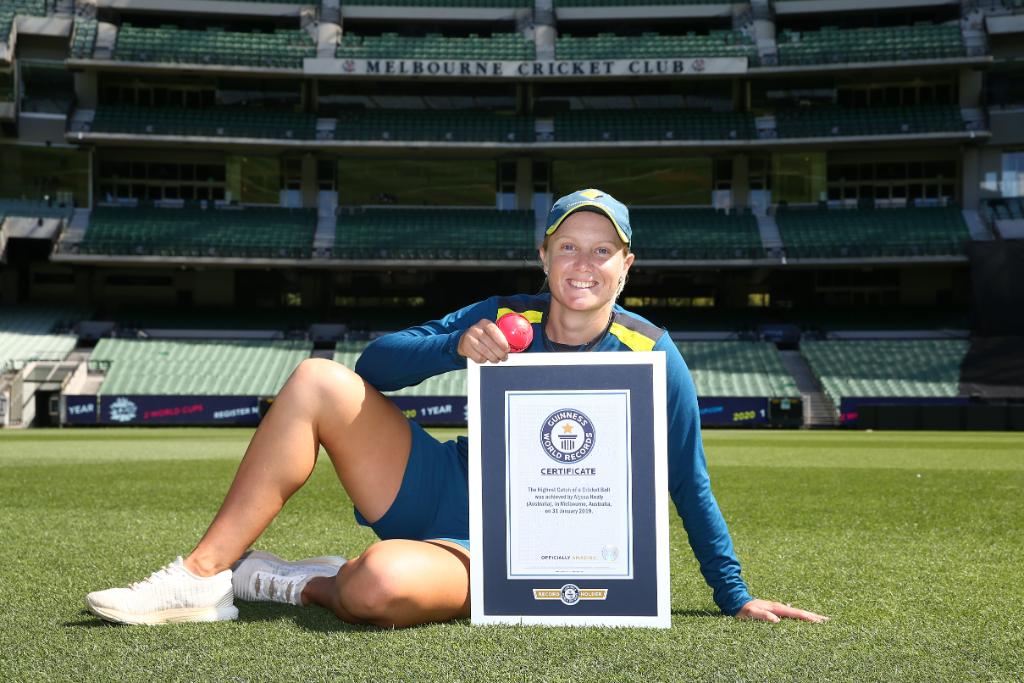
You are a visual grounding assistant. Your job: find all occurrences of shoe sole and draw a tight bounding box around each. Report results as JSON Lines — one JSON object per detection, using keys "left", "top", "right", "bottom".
{"left": 86, "top": 601, "right": 239, "bottom": 626}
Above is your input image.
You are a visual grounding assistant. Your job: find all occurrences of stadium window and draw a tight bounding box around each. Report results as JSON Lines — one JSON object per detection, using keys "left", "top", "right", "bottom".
{"left": 317, "top": 160, "right": 335, "bottom": 191}
{"left": 714, "top": 159, "right": 733, "bottom": 190}
{"left": 747, "top": 293, "right": 770, "bottom": 308}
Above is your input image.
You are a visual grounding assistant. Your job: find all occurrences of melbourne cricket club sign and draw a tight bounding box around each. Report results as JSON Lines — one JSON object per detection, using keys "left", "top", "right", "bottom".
{"left": 468, "top": 353, "right": 671, "bottom": 628}
{"left": 305, "top": 57, "right": 747, "bottom": 79}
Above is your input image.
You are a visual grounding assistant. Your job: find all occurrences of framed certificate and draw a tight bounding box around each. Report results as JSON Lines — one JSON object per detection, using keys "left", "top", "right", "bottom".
{"left": 468, "top": 352, "right": 670, "bottom": 628}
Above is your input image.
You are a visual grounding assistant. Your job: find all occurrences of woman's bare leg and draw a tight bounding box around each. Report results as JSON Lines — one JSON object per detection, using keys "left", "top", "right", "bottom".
{"left": 302, "top": 540, "right": 470, "bottom": 628}
{"left": 184, "top": 358, "right": 412, "bottom": 577}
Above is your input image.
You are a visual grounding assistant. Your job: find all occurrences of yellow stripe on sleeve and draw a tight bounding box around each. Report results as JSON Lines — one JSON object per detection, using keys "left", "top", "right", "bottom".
{"left": 497, "top": 307, "right": 543, "bottom": 324}
{"left": 609, "top": 322, "right": 656, "bottom": 352}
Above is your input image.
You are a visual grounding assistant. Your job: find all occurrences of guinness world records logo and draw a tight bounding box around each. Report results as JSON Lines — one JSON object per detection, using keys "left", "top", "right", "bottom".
{"left": 540, "top": 409, "right": 595, "bottom": 463}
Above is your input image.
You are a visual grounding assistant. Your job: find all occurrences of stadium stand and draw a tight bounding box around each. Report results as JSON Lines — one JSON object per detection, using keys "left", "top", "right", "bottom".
{"left": 981, "top": 197, "right": 1024, "bottom": 222}
{"left": 112, "top": 24, "right": 315, "bottom": 69}
{"left": 801, "top": 340, "right": 969, "bottom": 406}
{"left": 69, "top": 19, "right": 98, "bottom": 60}
{"left": 332, "top": 208, "right": 535, "bottom": 260}
{"left": 91, "top": 339, "right": 312, "bottom": 395}
{"left": 630, "top": 208, "right": 764, "bottom": 260}
{"left": 556, "top": 31, "right": 757, "bottom": 61}
{"left": 553, "top": 110, "right": 756, "bottom": 142}
{"left": 0, "top": 307, "right": 80, "bottom": 371}
{"left": 336, "top": 340, "right": 796, "bottom": 398}
{"left": 775, "top": 105, "right": 966, "bottom": 138}
{"left": 334, "top": 110, "right": 533, "bottom": 143}
{"left": 676, "top": 341, "right": 799, "bottom": 397}
{"left": 556, "top": 0, "right": 728, "bottom": 4}
{"left": 776, "top": 24, "right": 966, "bottom": 66}
{"left": 0, "top": 199, "right": 74, "bottom": 220}
{"left": 1, "top": 1, "right": 48, "bottom": 44}
{"left": 344, "top": 0, "right": 530, "bottom": 5}
{"left": 775, "top": 205, "right": 971, "bottom": 259}
{"left": 90, "top": 105, "right": 318, "bottom": 140}
{"left": 337, "top": 32, "right": 535, "bottom": 60}
{"left": 333, "top": 341, "right": 467, "bottom": 397}
{"left": 79, "top": 206, "right": 317, "bottom": 259}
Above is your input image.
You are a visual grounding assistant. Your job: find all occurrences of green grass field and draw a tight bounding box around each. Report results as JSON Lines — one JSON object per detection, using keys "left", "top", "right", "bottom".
{"left": 2, "top": 428, "right": 1022, "bottom": 682}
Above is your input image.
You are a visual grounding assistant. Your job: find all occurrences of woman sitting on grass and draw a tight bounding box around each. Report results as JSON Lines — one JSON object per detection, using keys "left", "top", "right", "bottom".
{"left": 86, "top": 189, "right": 827, "bottom": 627}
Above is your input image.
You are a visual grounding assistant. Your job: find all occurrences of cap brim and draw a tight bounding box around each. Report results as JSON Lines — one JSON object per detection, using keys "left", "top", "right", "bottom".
{"left": 545, "top": 202, "right": 630, "bottom": 244}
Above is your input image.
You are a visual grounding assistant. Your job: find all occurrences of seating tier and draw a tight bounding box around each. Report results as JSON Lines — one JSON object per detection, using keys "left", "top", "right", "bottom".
{"left": 801, "top": 340, "right": 968, "bottom": 405}
{"left": 332, "top": 208, "right": 535, "bottom": 260}
{"left": 80, "top": 206, "right": 317, "bottom": 259}
{"left": 631, "top": 208, "right": 764, "bottom": 260}
{"left": 776, "top": 206, "right": 970, "bottom": 258}
{"left": 93, "top": 339, "right": 312, "bottom": 395}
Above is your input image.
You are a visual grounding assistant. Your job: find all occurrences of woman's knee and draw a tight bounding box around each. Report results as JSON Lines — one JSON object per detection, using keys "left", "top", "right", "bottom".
{"left": 288, "top": 358, "right": 363, "bottom": 403}
{"left": 335, "top": 542, "right": 415, "bottom": 625}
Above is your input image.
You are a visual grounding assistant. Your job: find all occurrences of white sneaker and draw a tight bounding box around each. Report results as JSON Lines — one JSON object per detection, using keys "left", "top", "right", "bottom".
{"left": 86, "top": 557, "right": 238, "bottom": 625}
{"left": 232, "top": 550, "right": 346, "bottom": 605}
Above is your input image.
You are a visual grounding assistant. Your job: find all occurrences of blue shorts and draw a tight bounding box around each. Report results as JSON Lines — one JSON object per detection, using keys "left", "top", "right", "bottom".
{"left": 353, "top": 419, "right": 470, "bottom": 551}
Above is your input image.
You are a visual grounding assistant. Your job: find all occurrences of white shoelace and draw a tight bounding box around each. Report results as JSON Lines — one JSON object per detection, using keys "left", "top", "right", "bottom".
{"left": 129, "top": 563, "right": 177, "bottom": 591}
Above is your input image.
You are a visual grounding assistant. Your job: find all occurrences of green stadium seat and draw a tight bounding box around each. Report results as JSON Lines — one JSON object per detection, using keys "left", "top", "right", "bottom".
{"left": 776, "top": 205, "right": 971, "bottom": 259}
{"left": 337, "top": 32, "right": 535, "bottom": 60}
{"left": 801, "top": 340, "right": 968, "bottom": 405}
{"left": 343, "top": 0, "right": 530, "bottom": 5}
{"left": 630, "top": 208, "right": 764, "bottom": 260}
{"left": 80, "top": 206, "right": 317, "bottom": 259}
{"left": 676, "top": 341, "right": 799, "bottom": 397}
{"left": 334, "top": 110, "right": 533, "bottom": 143}
{"left": 0, "top": 306, "right": 83, "bottom": 371}
{"left": 332, "top": 208, "right": 535, "bottom": 260}
{"left": 775, "top": 105, "right": 965, "bottom": 138}
{"left": 91, "top": 105, "right": 317, "bottom": 140}
{"left": 112, "top": 24, "right": 315, "bottom": 69}
{"left": 92, "top": 339, "right": 312, "bottom": 396}
{"left": 776, "top": 23, "right": 966, "bottom": 66}
{"left": 554, "top": 109, "right": 755, "bottom": 142}
{"left": 556, "top": 29, "right": 756, "bottom": 61}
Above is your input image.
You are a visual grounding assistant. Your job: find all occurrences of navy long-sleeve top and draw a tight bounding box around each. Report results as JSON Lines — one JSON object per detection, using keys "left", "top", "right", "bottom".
{"left": 354, "top": 293, "right": 753, "bottom": 616}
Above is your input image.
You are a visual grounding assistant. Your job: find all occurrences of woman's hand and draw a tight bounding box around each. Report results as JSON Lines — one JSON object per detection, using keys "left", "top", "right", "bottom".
{"left": 457, "top": 319, "right": 510, "bottom": 364}
{"left": 736, "top": 599, "right": 829, "bottom": 624}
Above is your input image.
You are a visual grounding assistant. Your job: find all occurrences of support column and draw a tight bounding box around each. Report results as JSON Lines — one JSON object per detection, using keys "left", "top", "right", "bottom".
{"left": 732, "top": 153, "right": 749, "bottom": 209}
{"left": 301, "top": 153, "right": 317, "bottom": 208}
{"left": 516, "top": 158, "right": 533, "bottom": 211}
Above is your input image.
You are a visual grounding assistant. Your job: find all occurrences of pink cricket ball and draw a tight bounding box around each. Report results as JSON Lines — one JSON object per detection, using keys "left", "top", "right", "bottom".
{"left": 497, "top": 312, "right": 533, "bottom": 353}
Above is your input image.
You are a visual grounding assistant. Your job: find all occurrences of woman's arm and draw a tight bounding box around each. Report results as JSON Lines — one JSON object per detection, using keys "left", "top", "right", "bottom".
{"left": 354, "top": 297, "right": 497, "bottom": 391}
{"left": 659, "top": 336, "right": 753, "bottom": 616}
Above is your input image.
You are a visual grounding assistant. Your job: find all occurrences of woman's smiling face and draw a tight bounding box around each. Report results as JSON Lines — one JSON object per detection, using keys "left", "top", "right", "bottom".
{"left": 540, "top": 210, "right": 634, "bottom": 313}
